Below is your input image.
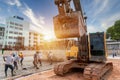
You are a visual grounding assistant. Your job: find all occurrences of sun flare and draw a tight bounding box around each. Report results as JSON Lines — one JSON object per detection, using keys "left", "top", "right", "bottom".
{"left": 43, "top": 35, "right": 53, "bottom": 41}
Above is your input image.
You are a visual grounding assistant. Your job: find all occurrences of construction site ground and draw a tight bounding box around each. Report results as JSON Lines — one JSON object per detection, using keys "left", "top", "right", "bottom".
{"left": 12, "top": 58, "right": 120, "bottom": 80}
{"left": 0, "top": 51, "right": 120, "bottom": 80}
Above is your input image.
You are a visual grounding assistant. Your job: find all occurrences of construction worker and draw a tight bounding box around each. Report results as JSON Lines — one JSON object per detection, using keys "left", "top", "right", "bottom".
{"left": 33, "top": 51, "right": 39, "bottom": 69}
{"left": 47, "top": 51, "right": 53, "bottom": 65}
{"left": 13, "top": 53, "right": 19, "bottom": 70}
{"left": 3, "top": 53, "right": 15, "bottom": 77}
{"left": 37, "top": 51, "right": 42, "bottom": 66}
{"left": 19, "top": 52, "right": 24, "bottom": 66}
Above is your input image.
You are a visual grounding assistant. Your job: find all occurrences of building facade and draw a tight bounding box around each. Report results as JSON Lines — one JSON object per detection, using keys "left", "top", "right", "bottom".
{"left": 3, "top": 16, "right": 30, "bottom": 49}
{"left": 0, "top": 24, "right": 5, "bottom": 49}
{"left": 15, "top": 36, "right": 24, "bottom": 49}
{"left": 29, "top": 31, "right": 44, "bottom": 49}
{"left": 106, "top": 39, "right": 120, "bottom": 55}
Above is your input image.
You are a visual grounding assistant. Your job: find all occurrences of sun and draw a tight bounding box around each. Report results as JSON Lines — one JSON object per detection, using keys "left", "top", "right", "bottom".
{"left": 43, "top": 31, "right": 56, "bottom": 41}
{"left": 43, "top": 35, "right": 52, "bottom": 41}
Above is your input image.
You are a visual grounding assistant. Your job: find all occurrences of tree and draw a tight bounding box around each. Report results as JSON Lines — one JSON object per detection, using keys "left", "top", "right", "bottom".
{"left": 106, "top": 20, "right": 120, "bottom": 40}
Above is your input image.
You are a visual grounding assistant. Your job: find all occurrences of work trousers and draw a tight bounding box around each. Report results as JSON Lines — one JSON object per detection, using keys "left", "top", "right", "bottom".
{"left": 20, "top": 58, "right": 24, "bottom": 66}
{"left": 14, "top": 61, "right": 18, "bottom": 70}
{"left": 5, "top": 64, "right": 14, "bottom": 77}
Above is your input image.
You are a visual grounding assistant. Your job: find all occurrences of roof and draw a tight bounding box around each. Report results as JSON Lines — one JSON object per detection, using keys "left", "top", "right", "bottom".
{"left": 106, "top": 41, "right": 120, "bottom": 45}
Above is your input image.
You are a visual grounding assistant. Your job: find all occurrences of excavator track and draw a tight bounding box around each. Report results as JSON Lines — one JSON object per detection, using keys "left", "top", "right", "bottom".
{"left": 54, "top": 60, "right": 87, "bottom": 76}
{"left": 83, "top": 62, "right": 113, "bottom": 80}
{"left": 54, "top": 60, "right": 74, "bottom": 76}
{"left": 54, "top": 60, "right": 113, "bottom": 80}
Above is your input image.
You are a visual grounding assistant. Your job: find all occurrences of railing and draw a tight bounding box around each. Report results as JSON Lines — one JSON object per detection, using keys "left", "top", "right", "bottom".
{"left": 106, "top": 49, "right": 120, "bottom": 55}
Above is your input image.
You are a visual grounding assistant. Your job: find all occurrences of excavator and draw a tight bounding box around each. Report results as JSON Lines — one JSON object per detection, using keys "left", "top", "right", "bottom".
{"left": 53, "top": 0, "right": 113, "bottom": 80}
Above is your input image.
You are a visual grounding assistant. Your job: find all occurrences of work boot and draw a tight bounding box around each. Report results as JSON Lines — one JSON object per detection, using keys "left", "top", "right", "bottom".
{"left": 12, "top": 74, "right": 16, "bottom": 76}
{"left": 40, "top": 64, "right": 42, "bottom": 66}
{"left": 5, "top": 71, "right": 7, "bottom": 77}
{"left": 5, "top": 74, "right": 7, "bottom": 77}
{"left": 12, "top": 73, "right": 15, "bottom": 76}
{"left": 36, "top": 67, "right": 39, "bottom": 69}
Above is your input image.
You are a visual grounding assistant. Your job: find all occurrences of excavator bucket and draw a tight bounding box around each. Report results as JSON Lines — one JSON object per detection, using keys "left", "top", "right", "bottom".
{"left": 53, "top": 11, "right": 86, "bottom": 38}
{"left": 53, "top": 0, "right": 87, "bottom": 38}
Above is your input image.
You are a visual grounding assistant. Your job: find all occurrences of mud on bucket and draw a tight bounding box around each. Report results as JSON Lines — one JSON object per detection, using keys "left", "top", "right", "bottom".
{"left": 53, "top": 11, "right": 86, "bottom": 38}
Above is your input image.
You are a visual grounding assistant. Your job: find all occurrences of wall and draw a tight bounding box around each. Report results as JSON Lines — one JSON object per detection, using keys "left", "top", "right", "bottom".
{"left": 0, "top": 50, "right": 67, "bottom": 62}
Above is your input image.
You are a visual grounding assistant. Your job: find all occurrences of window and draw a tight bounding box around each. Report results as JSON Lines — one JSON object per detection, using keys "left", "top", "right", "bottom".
{"left": 10, "top": 26, "right": 14, "bottom": 28}
{"left": 34, "top": 37, "right": 37, "bottom": 40}
{"left": 34, "top": 41, "right": 37, "bottom": 43}
{"left": 9, "top": 36, "right": 13, "bottom": 39}
{"left": 19, "top": 33, "right": 22, "bottom": 35}
{"left": 15, "top": 27, "right": 18, "bottom": 29}
{"left": 8, "top": 42, "right": 12, "bottom": 44}
{"left": 14, "top": 32, "right": 18, "bottom": 34}
{"left": 15, "top": 23, "right": 18, "bottom": 26}
{"left": 10, "top": 22, "right": 14, "bottom": 25}
{"left": 19, "top": 24, "right": 23, "bottom": 27}
{"left": 0, "top": 32, "right": 3, "bottom": 35}
{"left": 19, "top": 28, "right": 23, "bottom": 30}
{"left": 14, "top": 37, "right": 17, "bottom": 39}
{"left": 9, "top": 31, "right": 13, "bottom": 33}
{"left": 14, "top": 42, "right": 16, "bottom": 44}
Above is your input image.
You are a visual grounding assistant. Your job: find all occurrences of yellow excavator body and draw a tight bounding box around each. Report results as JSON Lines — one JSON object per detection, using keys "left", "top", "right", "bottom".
{"left": 66, "top": 45, "right": 78, "bottom": 59}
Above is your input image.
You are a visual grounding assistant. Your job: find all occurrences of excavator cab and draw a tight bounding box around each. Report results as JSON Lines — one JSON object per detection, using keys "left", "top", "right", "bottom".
{"left": 89, "top": 32, "right": 107, "bottom": 62}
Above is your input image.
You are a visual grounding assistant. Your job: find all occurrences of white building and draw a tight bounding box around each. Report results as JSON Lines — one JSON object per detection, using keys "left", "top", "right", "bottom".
{"left": 29, "top": 31, "right": 44, "bottom": 49}
{"left": 3, "top": 16, "right": 30, "bottom": 48}
{"left": 0, "top": 24, "right": 5, "bottom": 49}
{"left": 106, "top": 39, "right": 120, "bottom": 55}
{"left": 106, "top": 39, "right": 120, "bottom": 49}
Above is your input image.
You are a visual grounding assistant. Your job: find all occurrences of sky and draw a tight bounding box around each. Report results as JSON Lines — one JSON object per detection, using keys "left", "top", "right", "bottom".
{"left": 0, "top": 0, "right": 120, "bottom": 37}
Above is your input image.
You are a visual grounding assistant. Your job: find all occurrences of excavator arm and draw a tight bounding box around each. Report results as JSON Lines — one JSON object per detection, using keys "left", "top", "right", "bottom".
{"left": 53, "top": 0, "right": 88, "bottom": 61}
{"left": 53, "top": 0, "right": 87, "bottom": 38}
